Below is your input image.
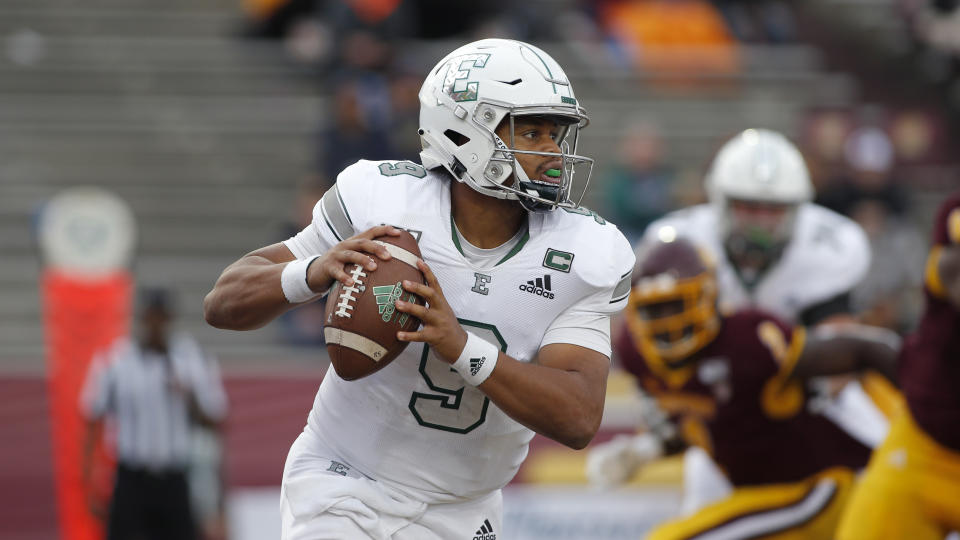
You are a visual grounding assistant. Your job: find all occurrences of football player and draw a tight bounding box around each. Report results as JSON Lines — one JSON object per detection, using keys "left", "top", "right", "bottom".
{"left": 204, "top": 39, "right": 634, "bottom": 539}
{"left": 836, "top": 190, "right": 960, "bottom": 540}
{"left": 590, "top": 237, "right": 898, "bottom": 539}
{"left": 598, "top": 129, "right": 895, "bottom": 513}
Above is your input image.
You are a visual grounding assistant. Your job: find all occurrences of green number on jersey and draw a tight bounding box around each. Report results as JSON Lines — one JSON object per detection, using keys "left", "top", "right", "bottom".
{"left": 378, "top": 161, "right": 426, "bottom": 178}
{"left": 562, "top": 206, "right": 606, "bottom": 225}
{"left": 408, "top": 319, "right": 506, "bottom": 433}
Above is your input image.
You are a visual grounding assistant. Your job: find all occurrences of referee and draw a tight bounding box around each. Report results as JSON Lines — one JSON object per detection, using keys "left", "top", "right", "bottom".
{"left": 81, "top": 288, "right": 228, "bottom": 540}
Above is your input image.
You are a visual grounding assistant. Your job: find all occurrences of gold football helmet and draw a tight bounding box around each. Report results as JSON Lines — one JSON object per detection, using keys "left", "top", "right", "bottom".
{"left": 626, "top": 235, "right": 720, "bottom": 370}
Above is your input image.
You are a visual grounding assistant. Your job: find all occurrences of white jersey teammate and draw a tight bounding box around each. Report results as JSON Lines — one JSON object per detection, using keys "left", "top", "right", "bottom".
{"left": 204, "top": 39, "right": 634, "bottom": 539}
{"left": 588, "top": 129, "right": 889, "bottom": 514}
{"left": 643, "top": 130, "right": 870, "bottom": 327}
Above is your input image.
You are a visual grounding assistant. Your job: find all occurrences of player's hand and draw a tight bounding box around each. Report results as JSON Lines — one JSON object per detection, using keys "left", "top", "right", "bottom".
{"left": 585, "top": 433, "right": 664, "bottom": 488}
{"left": 307, "top": 225, "right": 403, "bottom": 292}
{"left": 395, "top": 259, "right": 468, "bottom": 363}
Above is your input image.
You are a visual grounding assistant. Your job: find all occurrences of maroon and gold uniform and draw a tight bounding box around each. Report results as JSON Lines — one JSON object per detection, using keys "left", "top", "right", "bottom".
{"left": 617, "top": 310, "right": 870, "bottom": 539}
{"left": 838, "top": 191, "right": 960, "bottom": 540}
{"left": 900, "top": 190, "right": 960, "bottom": 452}
{"left": 617, "top": 310, "right": 871, "bottom": 485}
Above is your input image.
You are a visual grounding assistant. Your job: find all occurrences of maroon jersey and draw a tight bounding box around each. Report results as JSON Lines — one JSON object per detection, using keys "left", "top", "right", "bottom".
{"left": 616, "top": 310, "right": 870, "bottom": 487}
{"left": 900, "top": 190, "right": 960, "bottom": 452}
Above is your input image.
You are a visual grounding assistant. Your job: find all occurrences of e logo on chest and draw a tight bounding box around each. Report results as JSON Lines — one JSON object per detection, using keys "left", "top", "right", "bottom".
{"left": 472, "top": 272, "right": 492, "bottom": 295}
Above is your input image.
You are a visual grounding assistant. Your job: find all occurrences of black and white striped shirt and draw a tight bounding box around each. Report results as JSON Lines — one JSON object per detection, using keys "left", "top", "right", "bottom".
{"left": 81, "top": 334, "right": 228, "bottom": 471}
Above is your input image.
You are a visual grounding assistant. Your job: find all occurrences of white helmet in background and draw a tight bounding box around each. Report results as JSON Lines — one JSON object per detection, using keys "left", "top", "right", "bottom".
{"left": 705, "top": 128, "right": 814, "bottom": 284}
{"left": 418, "top": 39, "right": 593, "bottom": 212}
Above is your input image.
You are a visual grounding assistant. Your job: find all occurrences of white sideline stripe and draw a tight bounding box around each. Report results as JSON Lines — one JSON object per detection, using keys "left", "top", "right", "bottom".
{"left": 691, "top": 478, "right": 837, "bottom": 540}
{"left": 373, "top": 241, "right": 421, "bottom": 270}
{"left": 323, "top": 328, "right": 388, "bottom": 362}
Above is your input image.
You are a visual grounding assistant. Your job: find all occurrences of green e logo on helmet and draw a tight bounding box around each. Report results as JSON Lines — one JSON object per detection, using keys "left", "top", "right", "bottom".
{"left": 443, "top": 54, "right": 490, "bottom": 102}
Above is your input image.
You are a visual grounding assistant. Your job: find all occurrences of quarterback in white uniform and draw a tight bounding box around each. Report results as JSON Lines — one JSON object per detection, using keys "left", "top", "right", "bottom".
{"left": 588, "top": 129, "right": 889, "bottom": 514}
{"left": 205, "top": 39, "right": 634, "bottom": 539}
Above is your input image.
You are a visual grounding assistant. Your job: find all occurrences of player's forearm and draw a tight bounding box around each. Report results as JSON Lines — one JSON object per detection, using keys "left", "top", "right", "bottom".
{"left": 204, "top": 255, "right": 294, "bottom": 330}
{"left": 859, "top": 339, "right": 900, "bottom": 384}
{"left": 480, "top": 356, "right": 606, "bottom": 449}
{"left": 794, "top": 326, "right": 901, "bottom": 383}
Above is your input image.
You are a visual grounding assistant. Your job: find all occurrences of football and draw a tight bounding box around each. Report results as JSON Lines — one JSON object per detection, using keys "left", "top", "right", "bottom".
{"left": 322, "top": 230, "right": 426, "bottom": 380}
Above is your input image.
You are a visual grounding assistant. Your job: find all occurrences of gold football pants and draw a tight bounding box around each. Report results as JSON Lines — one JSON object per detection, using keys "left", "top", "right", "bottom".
{"left": 647, "top": 467, "right": 854, "bottom": 540}
{"left": 837, "top": 409, "right": 960, "bottom": 540}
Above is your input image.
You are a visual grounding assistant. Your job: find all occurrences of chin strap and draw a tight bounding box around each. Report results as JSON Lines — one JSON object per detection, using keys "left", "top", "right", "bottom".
{"left": 513, "top": 157, "right": 562, "bottom": 212}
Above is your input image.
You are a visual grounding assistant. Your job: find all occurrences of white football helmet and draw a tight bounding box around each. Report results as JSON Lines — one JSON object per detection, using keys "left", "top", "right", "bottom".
{"left": 704, "top": 129, "right": 813, "bottom": 283}
{"left": 418, "top": 39, "right": 593, "bottom": 212}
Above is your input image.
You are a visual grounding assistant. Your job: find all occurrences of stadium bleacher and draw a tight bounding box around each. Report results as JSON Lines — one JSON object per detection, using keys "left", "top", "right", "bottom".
{"left": 0, "top": 0, "right": 866, "bottom": 363}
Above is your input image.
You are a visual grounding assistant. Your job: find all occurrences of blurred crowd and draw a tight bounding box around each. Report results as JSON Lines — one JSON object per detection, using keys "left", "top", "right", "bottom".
{"left": 235, "top": 0, "right": 954, "bottom": 344}
{"left": 899, "top": 0, "right": 960, "bottom": 121}
{"left": 804, "top": 108, "right": 930, "bottom": 332}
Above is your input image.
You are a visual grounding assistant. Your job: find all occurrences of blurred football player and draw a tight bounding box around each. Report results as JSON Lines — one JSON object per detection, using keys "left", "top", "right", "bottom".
{"left": 622, "top": 128, "right": 894, "bottom": 513}
{"left": 588, "top": 237, "right": 899, "bottom": 539}
{"left": 204, "top": 39, "right": 634, "bottom": 539}
{"left": 837, "top": 190, "right": 960, "bottom": 540}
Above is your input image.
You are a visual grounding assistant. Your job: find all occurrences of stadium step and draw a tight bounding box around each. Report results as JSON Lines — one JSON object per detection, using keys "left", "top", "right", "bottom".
{"left": 0, "top": 5, "right": 862, "bottom": 361}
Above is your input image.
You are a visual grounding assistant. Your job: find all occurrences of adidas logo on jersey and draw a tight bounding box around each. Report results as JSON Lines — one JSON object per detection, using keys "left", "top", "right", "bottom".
{"left": 519, "top": 275, "right": 555, "bottom": 299}
{"left": 473, "top": 519, "right": 496, "bottom": 540}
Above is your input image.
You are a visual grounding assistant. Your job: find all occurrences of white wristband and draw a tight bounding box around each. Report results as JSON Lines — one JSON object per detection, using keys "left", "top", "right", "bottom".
{"left": 451, "top": 331, "right": 500, "bottom": 386}
{"left": 281, "top": 256, "right": 321, "bottom": 303}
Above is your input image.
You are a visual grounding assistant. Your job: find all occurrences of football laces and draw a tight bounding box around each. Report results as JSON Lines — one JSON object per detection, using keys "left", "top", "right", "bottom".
{"left": 334, "top": 265, "right": 367, "bottom": 318}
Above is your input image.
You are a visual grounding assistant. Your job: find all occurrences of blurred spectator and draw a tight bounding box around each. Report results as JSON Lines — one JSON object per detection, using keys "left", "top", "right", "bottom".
{"left": 849, "top": 197, "right": 926, "bottom": 331}
{"left": 80, "top": 288, "right": 228, "bottom": 540}
{"left": 243, "top": 0, "right": 411, "bottom": 40}
{"left": 317, "top": 78, "right": 394, "bottom": 180}
{"left": 711, "top": 0, "right": 797, "bottom": 43}
{"left": 602, "top": 121, "right": 675, "bottom": 243}
{"left": 889, "top": 109, "right": 940, "bottom": 162}
{"left": 388, "top": 69, "right": 425, "bottom": 163}
{"left": 896, "top": 0, "right": 960, "bottom": 125}
{"left": 901, "top": 0, "right": 960, "bottom": 60}
{"left": 242, "top": 0, "right": 499, "bottom": 43}
{"left": 802, "top": 109, "right": 854, "bottom": 192}
{"left": 814, "top": 123, "right": 927, "bottom": 330}
{"left": 241, "top": 0, "right": 318, "bottom": 39}
{"left": 412, "top": 0, "right": 505, "bottom": 39}
{"left": 817, "top": 124, "right": 908, "bottom": 217}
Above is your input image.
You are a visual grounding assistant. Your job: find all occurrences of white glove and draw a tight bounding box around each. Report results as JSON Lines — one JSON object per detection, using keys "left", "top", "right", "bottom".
{"left": 585, "top": 432, "right": 665, "bottom": 488}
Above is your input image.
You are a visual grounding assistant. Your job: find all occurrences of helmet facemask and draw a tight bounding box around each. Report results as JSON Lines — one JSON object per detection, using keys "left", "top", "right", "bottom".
{"left": 626, "top": 267, "right": 720, "bottom": 370}
{"left": 719, "top": 198, "right": 798, "bottom": 287}
{"left": 486, "top": 112, "right": 594, "bottom": 212}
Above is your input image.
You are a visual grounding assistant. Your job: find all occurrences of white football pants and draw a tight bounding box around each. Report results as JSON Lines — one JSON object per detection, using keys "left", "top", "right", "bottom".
{"left": 281, "top": 432, "right": 503, "bottom": 540}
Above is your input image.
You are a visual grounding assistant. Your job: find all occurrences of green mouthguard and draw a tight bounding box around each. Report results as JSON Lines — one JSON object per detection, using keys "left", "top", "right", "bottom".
{"left": 545, "top": 169, "right": 561, "bottom": 178}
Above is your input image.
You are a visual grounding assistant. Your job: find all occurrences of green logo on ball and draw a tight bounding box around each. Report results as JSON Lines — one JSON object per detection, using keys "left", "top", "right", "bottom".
{"left": 374, "top": 283, "right": 405, "bottom": 323}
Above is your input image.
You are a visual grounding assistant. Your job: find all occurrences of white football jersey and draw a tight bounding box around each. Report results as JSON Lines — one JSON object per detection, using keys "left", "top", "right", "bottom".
{"left": 639, "top": 203, "right": 871, "bottom": 323}
{"left": 284, "top": 160, "right": 634, "bottom": 503}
